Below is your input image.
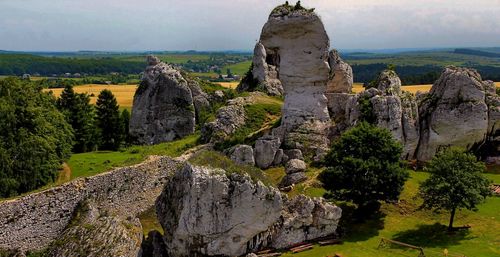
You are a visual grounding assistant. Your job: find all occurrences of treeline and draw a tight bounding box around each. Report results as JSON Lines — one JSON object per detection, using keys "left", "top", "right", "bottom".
{"left": 351, "top": 63, "right": 500, "bottom": 85}
{"left": 454, "top": 48, "right": 500, "bottom": 58}
{"left": 0, "top": 54, "right": 145, "bottom": 76}
{"left": 0, "top": 78, "right": 130, "bottom": 197}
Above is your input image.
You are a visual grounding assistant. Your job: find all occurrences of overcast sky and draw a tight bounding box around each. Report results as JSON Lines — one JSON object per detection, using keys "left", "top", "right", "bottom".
{"left": 1, "top": 0, "right": 499, "bottom": 51}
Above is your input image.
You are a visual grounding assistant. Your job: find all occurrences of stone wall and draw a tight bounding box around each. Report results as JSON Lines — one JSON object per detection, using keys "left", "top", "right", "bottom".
{"left": 0, "top": 156, "right": 180, "bottom": 252}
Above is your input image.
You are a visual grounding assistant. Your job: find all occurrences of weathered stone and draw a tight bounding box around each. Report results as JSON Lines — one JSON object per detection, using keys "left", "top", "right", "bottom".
{"left": 155, "top": 163, "right": 341, "bottom": 256}
{"left": 46, "top": 201, "right": 143, "bottom": 257}
{"left": 156, "top": 164, "right": 283, "bottom": 257}
{"left": 417, "top": 67, "right": 489, "bottom": 161}
{"left": 285, "top": 159, "right": 307, "bottom": 174}
{"left": 140, "top": 230, "right": 169, "bottom": 257}
{"left": 228, "top": 144, "right": 255, "bottom": 166}
{"left": 130, "top": 56, "right": 195, "bottom": 145}
{"left": 284, "top": 149, "right": 304, "bottom": 161}
{"left": 0, "top": 156, "right": 179, "bottom": 252}
{"left": 257, "top": 6, "right": 332, "bottom": 156}
{"left": 254, "top": 137, "right": 281, "bottom": 169}
{"left": 273, "top": 149, "right": 285, "bottom": 166}
{"left": 327, "top": 49, "right": 353, "bottom": 93}
{"left": 375, "top": 70, "right": 402, "bottom": 96}
{"left": 279, "top": 172, "right": 307, "bottom": 188}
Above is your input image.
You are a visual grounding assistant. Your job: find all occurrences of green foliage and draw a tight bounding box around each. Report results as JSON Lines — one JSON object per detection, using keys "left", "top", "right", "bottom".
{"left": 95, "top": 89, "right": 122, "bottom": 150}
{"left": 419, "top": 148, "right": 492, "bottom": 230}
{"left": 358, "top": 95, "right": 377, "bottom": 124}
{"left": 214, "top": 102, "right": 282, "bottom": 150}
{"left": 188, "top": 150, "right": 272, "bottom": 185}
{"left": 319, "top": 122, "right": 409, "bottom": 214}
{"left": 57, "top": 84, "right": 98, "bottom": 153}
{"left": 120, "top": 109, "right": 131, "bottom": 145}
{"left": 0, "top": 78, "right": 73, "bottom": 197}
{"left": 237, "top": 62, "right": 261, "bottom": 93}
{"left": 387, "top": 64, "right": 397, "bottom": 71}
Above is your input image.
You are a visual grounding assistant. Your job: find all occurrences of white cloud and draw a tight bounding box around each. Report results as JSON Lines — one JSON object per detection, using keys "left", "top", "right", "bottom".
{"left": 0, "top": 0, "right": 499, "bottom": 50}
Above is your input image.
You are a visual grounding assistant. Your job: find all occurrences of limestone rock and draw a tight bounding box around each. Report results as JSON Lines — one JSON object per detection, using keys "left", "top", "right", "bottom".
{"left": 257, "top": 6, "right": 332, "bottom": 156}
{"left": 417, "top": 67, "right": 489, "bottom": 161}
{"left": 271, "top": 195, "right": 342, "bottom": 249}
{"left": 155, "top": 163, "right": 342, "bottom": 256}
{"left": 273, "top": 149, "right": 285, "bottom": 166}
{"left": 279, "top": 172, "right": 307, "bottom": 188}
{"left": 327, "top": 49, "right": 353, "bottom": 93}
{"left": 201, "top": 99, "right": 246, "bottom": 143}
{"left": 156, "top": 164, "right": 283, "bottom": 257}
{"left": 284, "top": 149, "right": 304, "bottom": 161}
{"left": 285, "top": 159, "right": 307, "bottom": 174}
{"left": 228, "top": 144, "right": 255, "bottom": 166}
{"left": 47, "top": 201, "right": 143, "bottom": 257}
{"left": 254, "top": 136, "right": 281, "bottom": 169}
{"left": 130, "top": 56, "right": 195, "bottom": 145}
{"left": 375, "top": 70, "right": 402, "bottom": 96}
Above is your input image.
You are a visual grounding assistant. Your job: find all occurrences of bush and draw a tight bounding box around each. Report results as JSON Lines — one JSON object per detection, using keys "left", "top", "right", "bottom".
{"left": 319, "top": 122, "right": 408, "bottom": 216}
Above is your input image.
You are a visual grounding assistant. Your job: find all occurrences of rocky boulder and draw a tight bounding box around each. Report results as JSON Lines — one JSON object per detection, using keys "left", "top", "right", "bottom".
{"left": 417, "top": 66, "right": 490, "bottom": 161}
{"left": 130, "top": 55, "right": 196, "bottom": 145}
{"left": 155, "top": 163, "right": 342, "bottom": 257}
{"left": 327, "top": 49, "right": 353, "bottom": 94}
{"left": 285, "top": 159, "right": 307, "bottom": 174}
{"left": 228, "top": 144, "right": 255, "bottom": 166}
{"left": 254, "top": 135, "right": 281, "bottom": 169}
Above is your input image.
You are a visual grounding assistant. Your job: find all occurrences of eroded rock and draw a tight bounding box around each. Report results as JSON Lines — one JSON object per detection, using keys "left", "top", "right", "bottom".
{"left": 327, "top": 49, "right": 353, "bottom": 93}
{"left": 130, "top": 56, "right": 196, "bottom": 144}
{"left": 228, "top": 144, "right": 255, "bottom": 166}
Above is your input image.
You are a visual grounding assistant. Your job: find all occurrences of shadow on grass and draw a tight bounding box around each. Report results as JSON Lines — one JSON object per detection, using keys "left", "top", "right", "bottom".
{"left": 391, "top": 223, "right": 474, "bottom": 248}
{"left": 337, "top": 202, "right": 387, "bottom": 242}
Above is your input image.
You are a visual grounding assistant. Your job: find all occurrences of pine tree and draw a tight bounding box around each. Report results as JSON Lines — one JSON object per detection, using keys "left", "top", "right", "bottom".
{"left": 121, "top": 109, "right": 131, "bottom": 145}
{"left": 96, "top": 89, "right": 122, "bottom": 150}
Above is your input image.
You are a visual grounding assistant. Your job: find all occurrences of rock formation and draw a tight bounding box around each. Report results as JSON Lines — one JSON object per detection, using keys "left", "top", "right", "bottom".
{"left": 416, "top": 67, "right": 494, "bottom": 160}
{"left": 327, "top": 49, "right": 353, "bottom": 94}
{"left": 249, "top": 4, "right": 333, "bottom": 157}
{"left": 130, "top": 56, "right": 198, "bottom": 145}
{"left": 228, "top": 144, "right": 255, "bottom": 166}
{"left": 46, "top": 201, "right": 143, "bottom": 257}
{"left": 155, "top": 163, "right": 342, "bottom": 257}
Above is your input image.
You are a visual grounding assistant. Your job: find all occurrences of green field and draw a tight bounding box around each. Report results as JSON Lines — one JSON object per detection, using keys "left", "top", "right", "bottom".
{"left": 67, "top": 134, "right": 199, "bottom": 179}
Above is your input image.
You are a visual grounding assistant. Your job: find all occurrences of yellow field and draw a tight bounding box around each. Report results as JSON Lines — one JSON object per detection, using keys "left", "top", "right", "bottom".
{"left": 217, "top": 82, "right": 239, "bottom": 89}
{"left": 354, "top": 83, "right": 500, "bottom": 94}
{"left": 46, "top": 84, "right": 138, "bottom": 108}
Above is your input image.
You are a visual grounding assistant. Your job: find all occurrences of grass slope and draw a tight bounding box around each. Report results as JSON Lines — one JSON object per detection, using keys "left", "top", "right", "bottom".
{"left": 278, "top": 171, "right": 500, "bottom": 257}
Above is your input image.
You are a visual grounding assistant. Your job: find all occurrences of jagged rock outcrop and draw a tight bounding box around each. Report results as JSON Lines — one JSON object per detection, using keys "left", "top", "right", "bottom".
{"left": 236, "top": 42, "right": 284, "bottom": 96}
{"left": 251, "top": 5, "right": 332, "bottom": 157}
{"left": 130, "top": 55, "right": 196, "bottom": 145}
{"left": 416, "top": 67, "right": 492, "bottom": 161}
{"left": 327, "top": 49, "right": 353, "bottom": 93}
{"left": 156, "top": 164, "right": 342, "bottom": 257}
{"left": 201, "top": 92, "right": 264, "bottom": 144}
{"left": 254, "top": 135, "right": 282, "bottom": 169}
{"left": 46, "top": 201, "right": 143, "bottom": 257}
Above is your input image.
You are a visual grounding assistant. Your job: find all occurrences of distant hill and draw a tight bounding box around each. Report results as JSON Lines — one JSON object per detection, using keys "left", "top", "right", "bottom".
{"left": 454, "top": 48, "right": 500, "bottom": 58}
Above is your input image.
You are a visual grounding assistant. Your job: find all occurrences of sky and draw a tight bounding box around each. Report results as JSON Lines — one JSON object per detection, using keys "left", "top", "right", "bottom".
{"left": 0, "top": 0, "right": 499, "bottom": 51}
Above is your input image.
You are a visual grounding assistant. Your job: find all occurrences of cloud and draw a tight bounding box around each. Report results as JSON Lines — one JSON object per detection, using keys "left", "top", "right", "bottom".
{"left": 0, "top": 0, "right": 499, "bottom": 51}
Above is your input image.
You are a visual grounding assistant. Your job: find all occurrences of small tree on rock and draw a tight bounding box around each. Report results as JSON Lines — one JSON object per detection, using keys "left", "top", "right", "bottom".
{"left": 319, "top": 122, "right": 409, "bottom": 216}
{"left": 419, "top": 148, "right": 491, "bottom": 231}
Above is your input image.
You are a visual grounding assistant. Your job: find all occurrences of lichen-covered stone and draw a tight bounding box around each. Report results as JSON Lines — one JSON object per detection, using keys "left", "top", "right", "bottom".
{"left": 327, "top": 49, "right": 353, "bottom": 93}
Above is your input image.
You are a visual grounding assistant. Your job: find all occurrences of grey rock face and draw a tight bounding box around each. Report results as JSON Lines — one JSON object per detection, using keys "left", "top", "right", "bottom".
{"left": 130, "top": 56, "right": 196, "bottom": 145}
{"left": 254, "top": 136, "right": 281, "bottom": 169}
{"left": 375, "top": 70, "right": 402, "bottom": 96}
{"left": 155, "top": 164, "right": 342, "bottom": 257}
{"left": 284, "top": 149, "right": 304, "bottom": 161}
{"left": 228, "top": 144, "right": 255, "bottom": 166}
{"left": 327, "top": 49, "right": 353, "bottom": 93}
{"left": 255, "top": 7, "right": 332, "bottom": 156}
{"left": 47, "top": 201, "right": 143, "bottom": 257}
{"left": 285, "top": 159, "right": 307, "bottom": 174}
{"left": 417, "top": 67, "right": 490, "bottom": 161}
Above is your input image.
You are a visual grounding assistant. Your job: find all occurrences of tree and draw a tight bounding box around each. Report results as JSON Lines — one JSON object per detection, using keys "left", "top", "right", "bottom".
{"left": 120, "top": 109, "right": 131, "bottom": 145}
{"left": 419, "top": 148, "right": 491, "bottom": 231}
{"left": 0, "top": 78, "right": 73, "bottom": 197}
{"left": 57, "top": 84, "right": 98, "bottom": 153}
{"left": 319, "top": 122, "right": 409, "bottom": 215}
{"left": 95, "top": 89, "right": 122, "bottom": 150}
